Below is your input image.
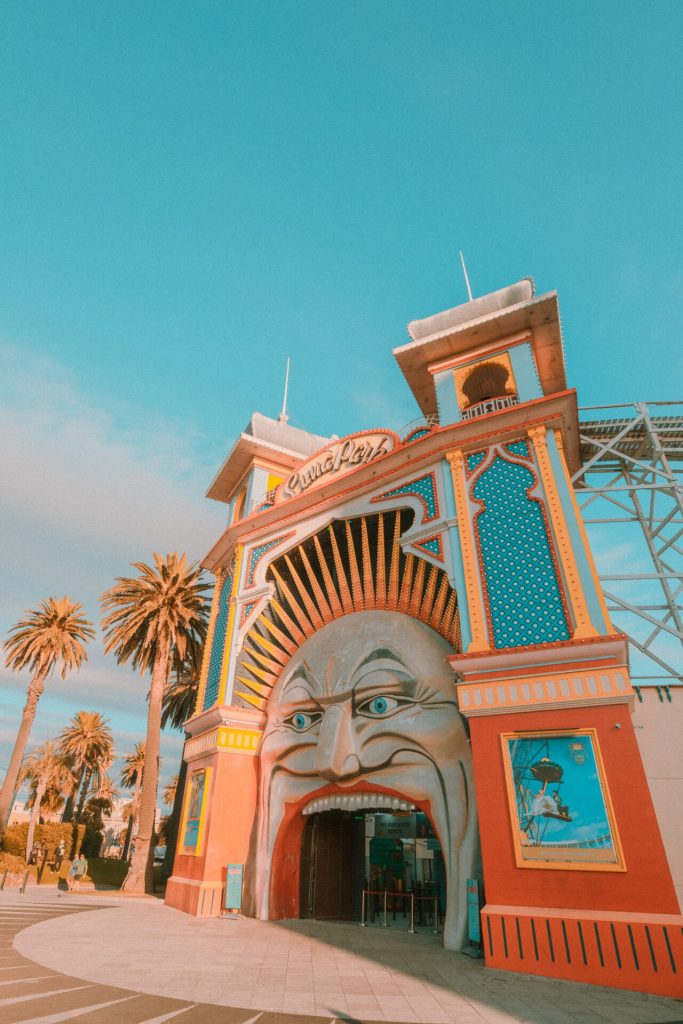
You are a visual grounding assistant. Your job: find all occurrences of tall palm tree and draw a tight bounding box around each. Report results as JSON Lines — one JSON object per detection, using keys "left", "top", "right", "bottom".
{"left": 58, "top": 711, "right": 114, "bottom": 822}
{"left": 101, "top": 552, "right": 209, "bottom": 893}
{"left": 119, "top": 742, "right": 146, "bottom": 862}
{"left": 0, "top": 597, "right": 94, "bottom": 836}
{"left": 159, "top": 649, "right": 203, "bottom": 880}
{"left": 21, "top": 741, "right": 72, "bottom": 860}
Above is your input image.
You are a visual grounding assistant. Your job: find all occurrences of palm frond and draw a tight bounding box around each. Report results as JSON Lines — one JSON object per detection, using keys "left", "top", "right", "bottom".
{"left": 4, "top": 597, "right": 94, "bottom": 679}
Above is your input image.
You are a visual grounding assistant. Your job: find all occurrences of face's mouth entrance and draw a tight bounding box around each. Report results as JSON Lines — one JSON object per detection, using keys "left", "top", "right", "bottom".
{"left": 302, "top": 791, "right": 417, "bottom": 815}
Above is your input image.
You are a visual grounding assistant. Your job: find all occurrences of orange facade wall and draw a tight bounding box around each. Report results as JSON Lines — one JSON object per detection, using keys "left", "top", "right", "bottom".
{"left": 470, "top": 703, "right": 679, "bottom": 915}
{"left": 165, "top": 746, "right": 260, "bottom": 917}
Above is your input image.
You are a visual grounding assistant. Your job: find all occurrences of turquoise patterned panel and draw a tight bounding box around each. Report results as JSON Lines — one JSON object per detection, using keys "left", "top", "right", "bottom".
{"left": 419, "top": 536, "right": 442, "bottom": 556}
{"left": 373, "top": 473, "right": 438, "bottom": 521}
{"left": 472, "top": 456, "right": 570, "bottom": 648}
{"left": 203, "top": 568, "right": 234, "bottom": 710}
{"left": 247, "top": 537, "right": 285, "bottom": 585}
{"left": 505, "top": 440, "right": 530, "bottom": 458}
{"left": 467, "top": 452, "right": 487, "bottom": 473}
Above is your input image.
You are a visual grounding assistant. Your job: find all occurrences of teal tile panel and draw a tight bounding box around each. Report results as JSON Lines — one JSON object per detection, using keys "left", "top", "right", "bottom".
{"left": 472, "top": 455, "right": 570, "bottom": 648}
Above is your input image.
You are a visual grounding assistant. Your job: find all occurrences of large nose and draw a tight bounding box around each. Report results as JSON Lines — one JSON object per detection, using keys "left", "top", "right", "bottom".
{"left": 314, "top": 704, "right": 361, "bottom": 781}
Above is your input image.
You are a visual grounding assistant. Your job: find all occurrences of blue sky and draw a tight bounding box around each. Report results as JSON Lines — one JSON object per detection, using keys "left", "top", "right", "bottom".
{"left": 1, "top": 2, "right": 681, "bottom": 795}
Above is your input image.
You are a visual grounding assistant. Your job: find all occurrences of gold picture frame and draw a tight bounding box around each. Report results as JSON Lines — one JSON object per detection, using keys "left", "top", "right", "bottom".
{"left": 501, "top": 728, "right": 625, "bottom": 871}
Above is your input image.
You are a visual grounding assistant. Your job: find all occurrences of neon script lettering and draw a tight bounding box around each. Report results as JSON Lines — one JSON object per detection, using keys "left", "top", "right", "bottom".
{"left": 282, "top": 433, "right": 394, "bottom": 499}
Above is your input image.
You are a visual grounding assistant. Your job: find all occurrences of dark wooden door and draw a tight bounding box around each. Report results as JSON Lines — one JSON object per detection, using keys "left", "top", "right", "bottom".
{"left": 300, "top": 811, "right": 364, "bottom": 920}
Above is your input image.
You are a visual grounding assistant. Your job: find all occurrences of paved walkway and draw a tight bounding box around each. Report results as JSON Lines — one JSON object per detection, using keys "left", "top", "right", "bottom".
{"left": 2, "top": 890, "right": 682, "bottom": 1024}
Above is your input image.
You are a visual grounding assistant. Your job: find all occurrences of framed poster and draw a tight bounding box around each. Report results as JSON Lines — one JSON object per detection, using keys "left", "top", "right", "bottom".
{"left": 181, "top": 767, "right": 211, "bottom": 855}
{"left": 501, "top": 729, "right": 624, "bottom": 871}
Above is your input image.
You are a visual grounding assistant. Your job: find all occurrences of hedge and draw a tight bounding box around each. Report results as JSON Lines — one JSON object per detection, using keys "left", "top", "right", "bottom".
{"left": 2, "top": 823, "right": 86, "bottom": 861}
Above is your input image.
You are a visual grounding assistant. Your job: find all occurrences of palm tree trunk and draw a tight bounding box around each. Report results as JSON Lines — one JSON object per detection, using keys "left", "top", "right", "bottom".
{"left": 0, "top": 672, "right": 45, "bottom": 837}
{"left": 75, "top": 768, "right": 92, "bottom": 822}
{"left": 122, "top": 644, "right": 169, "bottom": 894}
{"left": 61, "top": 764, "right": 84, "bottom": 823}
{"left": 160, "top": 752, "right": 187, "bottom": 881}
{"left": 25, "top": 778, "right": 47, "bottom": 861}
{"left": 121, "top": 775, "right": 142, "bottom": 862}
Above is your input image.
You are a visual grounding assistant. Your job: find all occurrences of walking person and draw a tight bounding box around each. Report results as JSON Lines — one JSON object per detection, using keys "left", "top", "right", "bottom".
{"left": 36, "top": 845, "right": 46, "bottom": 883}
{"left": 72, "top": 853, "right": 88, "bottom": 892}
{"left": 53, "top": 840, "right": 65, "bottom": 873}
{"left": 67, "top": 857, "right": 78, "bottom": 892}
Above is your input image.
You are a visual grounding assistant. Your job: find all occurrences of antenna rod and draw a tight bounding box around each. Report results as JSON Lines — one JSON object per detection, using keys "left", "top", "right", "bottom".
{"left": 459, "top": 250, "right": 474, "bottom": 302}
{"left": 279, "top": 356, "right": 290, "bottom": 423}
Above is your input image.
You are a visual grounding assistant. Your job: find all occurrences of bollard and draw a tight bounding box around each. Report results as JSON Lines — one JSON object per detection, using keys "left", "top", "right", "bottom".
{"left": 382, "top": 890, "right": 388, "bottom": 927}
{"left": 432, "top": 896, "right": 439, "bottom": 934}
{"left": 20, "top": 870, "right": 30, "bottom": 894}
{"left": 0, "top": 870, "right": 7, "bottom": 891}
{"left": 409, "top": 893, "right": 415, "bottom": 934}
{"left": 359, "top": 889, "right": 366, "bottom": 927}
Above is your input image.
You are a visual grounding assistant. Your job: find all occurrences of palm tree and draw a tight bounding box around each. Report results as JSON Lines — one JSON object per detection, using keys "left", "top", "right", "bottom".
{"left": 21, "top": 742, "right": 72, "bottom": 860}
{"left": 58, "top": 711, "right": 114, "bottom": 822}
{"left": 101, "top": 553, "right": 209, "bottom": 893}
{"left": 0, "top": 597, "right": 95, "bottom": 836}
{"left": 159, "top": 649, "right": 203, "bottom": 880}
{"left": 120, "top": 742, "right": 146, "bottom": 862}
{"left": 163, "top": 775, "right": 178, "bottom": 808}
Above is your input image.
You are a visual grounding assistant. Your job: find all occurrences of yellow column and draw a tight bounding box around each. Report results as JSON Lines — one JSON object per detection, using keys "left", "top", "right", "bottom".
{"left": 527, "top": 425, "right": 598, "bottom": 639}
{"left": 553, "top": 430, "right": 614, "bottom": 632}
{"left": 218, "top": 544, "right": 245, "bottom": 705}
{"left": 446, "top": 450, "right": 490, "bottom": 653}
{"left": 193, "top": 565, "right": 228, "bottom": 717}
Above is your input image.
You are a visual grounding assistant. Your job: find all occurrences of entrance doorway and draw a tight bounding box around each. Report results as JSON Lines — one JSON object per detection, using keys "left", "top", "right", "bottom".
{"left": 299, "top": 809, "right": 446, "bottom": 925}
{"left": 300, "top": 811, "right": 365, "bottom": 919}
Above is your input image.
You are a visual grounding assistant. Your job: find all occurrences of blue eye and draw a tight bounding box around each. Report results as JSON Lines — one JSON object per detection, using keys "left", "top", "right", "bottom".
{"left": 286, "top": 711, "right": 321, "bottom": 731}
{"left": 358, "top": 694, "right": 402, "bottom": 717}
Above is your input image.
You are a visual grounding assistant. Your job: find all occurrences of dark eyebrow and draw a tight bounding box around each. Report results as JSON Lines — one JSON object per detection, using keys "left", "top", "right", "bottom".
{"left": 355, "top": 647, "right": 409, "bottom": 673}
{"left": 280, "top": 664, "right": 317, "bottom": 700}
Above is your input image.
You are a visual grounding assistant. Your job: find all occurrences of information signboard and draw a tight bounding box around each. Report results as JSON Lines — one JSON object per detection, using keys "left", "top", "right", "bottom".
{"left": 225, "top": 863, "right": 243, "bottom": 912}
{"left": 466, "top": 878, "right": 481, "bottom": 944}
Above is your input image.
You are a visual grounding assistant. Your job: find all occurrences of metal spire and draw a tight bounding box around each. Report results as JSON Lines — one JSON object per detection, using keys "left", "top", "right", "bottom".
{"left": 278, "top": 356, "right": 290, "bottom": 424}
{"left": 459, "top": 250, "right": 474, "bottom": 302}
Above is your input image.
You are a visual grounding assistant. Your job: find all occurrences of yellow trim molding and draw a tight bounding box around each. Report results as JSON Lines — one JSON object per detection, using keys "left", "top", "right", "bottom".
{"left": 553, "top": 429, "right": 613, "bottom": 632}
{"left": 218, "top": 544, "right": 245, "bottom": 705}
{"left": 446, "top": 450, "right": 489, "bottom": 653}
{"left": 527, "top": 425, "right": 598, "bottom": 640}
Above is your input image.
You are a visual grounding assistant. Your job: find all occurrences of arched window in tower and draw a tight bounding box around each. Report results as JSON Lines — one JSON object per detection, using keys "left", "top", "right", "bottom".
{"left": 232, "top": 486, "right": 248, "bottom": 523}
{"left": 460, "top": 359, "right": 518, "bottom": 419}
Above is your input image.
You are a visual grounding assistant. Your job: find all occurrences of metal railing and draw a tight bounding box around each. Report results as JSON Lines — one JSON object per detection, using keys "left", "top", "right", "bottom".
{"left": 359, "top": 889, "right": 440, "bottom": 934}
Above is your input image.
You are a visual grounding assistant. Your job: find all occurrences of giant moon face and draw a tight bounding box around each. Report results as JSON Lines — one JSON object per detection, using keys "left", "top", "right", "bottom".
{"left": 251, "top": 610, "right": 478, "bottom": 950}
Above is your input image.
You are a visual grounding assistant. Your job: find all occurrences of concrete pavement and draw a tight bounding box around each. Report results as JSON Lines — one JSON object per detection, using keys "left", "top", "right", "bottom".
{"left": 3, "top": 891, "right": 682, "bottom": 1024}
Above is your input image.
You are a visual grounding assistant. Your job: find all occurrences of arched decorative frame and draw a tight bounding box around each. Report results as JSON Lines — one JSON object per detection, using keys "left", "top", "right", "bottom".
{"left": 466, "top": 439, "right": 573, "bottom": 650}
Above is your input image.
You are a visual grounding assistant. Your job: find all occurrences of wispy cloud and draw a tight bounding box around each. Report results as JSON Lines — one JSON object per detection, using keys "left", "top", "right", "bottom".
{"left": 0, "top": 339, "right": 225, "bottom": 786}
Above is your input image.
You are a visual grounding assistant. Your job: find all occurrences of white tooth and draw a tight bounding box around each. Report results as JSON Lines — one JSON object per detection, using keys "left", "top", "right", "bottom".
{"left": 341, "top": 796, "right": 349, "bottom": 809}
{"left": 391, "top": 799, "right": 400, "bottom": 810}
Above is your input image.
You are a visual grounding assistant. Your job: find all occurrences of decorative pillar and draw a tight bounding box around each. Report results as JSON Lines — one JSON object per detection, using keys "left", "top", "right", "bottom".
{"left": 446, "top": 450, "right": 490, "bottom": 653}
{"left": 527, "top": 425, "right": 597, "bottom": 640}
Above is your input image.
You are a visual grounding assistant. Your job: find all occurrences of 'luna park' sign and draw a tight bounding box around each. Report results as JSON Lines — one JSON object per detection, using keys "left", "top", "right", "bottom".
{"left": 280, "top": 430, "right": 397, "bottom": 500}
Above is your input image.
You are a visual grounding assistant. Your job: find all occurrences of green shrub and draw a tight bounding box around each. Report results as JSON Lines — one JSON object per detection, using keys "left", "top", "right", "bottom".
{"left": 2, "top": 822, "right": 86, "bottom": 860}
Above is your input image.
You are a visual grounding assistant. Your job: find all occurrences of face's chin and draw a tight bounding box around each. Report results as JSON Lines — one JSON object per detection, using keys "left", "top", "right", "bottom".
{"left": 249, "top": 612, "right": 478, "bottom": 950}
